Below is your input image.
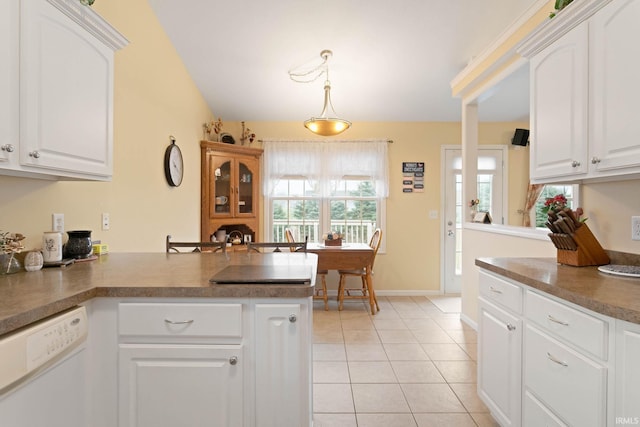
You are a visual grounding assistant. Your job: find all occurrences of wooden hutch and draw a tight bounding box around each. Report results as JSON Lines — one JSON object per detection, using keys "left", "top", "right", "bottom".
{"left": 200, "top": 141, "right": 263, "bottom": 245}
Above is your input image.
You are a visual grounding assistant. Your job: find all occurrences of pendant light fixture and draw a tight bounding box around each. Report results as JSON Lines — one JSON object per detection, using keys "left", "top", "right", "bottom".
{"left": 289, "top": 50, "right": 351, "bottom": 136}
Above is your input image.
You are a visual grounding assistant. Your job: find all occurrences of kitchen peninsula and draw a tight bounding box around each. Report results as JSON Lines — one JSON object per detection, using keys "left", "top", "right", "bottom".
{"left": 0, "top": 252, "right": 317, "bottom": 427}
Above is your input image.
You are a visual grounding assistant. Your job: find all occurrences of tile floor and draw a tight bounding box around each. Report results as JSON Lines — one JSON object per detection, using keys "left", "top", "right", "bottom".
{"left": 312, "top": 295, "right": 499, "bottom": 427}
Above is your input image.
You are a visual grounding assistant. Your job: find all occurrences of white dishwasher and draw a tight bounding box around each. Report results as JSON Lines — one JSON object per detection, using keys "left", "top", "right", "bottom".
{"left": 0, "top": 306, "right": 89, "bottom": 427}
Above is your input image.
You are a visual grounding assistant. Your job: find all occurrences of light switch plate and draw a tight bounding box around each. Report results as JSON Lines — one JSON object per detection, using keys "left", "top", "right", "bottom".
{"left": 52, "top": 213, "right": 64, "bottom": 232}
{"left": 632, "top": 216, "right": 640, "bottom": 241}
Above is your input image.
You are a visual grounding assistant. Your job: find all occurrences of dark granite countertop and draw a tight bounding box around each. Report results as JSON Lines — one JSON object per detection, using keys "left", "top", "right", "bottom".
{"left": 0, "top": 252, "right": 317, "bottom": 336}
{"left": 476, "top": 257, "right": 640, "bottom": 324}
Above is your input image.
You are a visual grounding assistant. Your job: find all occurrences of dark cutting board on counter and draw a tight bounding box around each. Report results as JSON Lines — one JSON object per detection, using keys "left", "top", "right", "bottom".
{"left": 210, "top": 265, "right": 312, "bottom": 285}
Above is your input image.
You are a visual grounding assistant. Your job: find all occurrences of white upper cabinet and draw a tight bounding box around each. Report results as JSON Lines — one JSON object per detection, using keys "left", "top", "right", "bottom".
{"left": 589, "top": 0, "right": 640, "bottom": 174}
{"left": 529, "top": 21, "right": 589, "bottom": 181}
{"left": 520, "top": 0, "right": 640, "bottom": 183}
{"left": 1, "top": 0, "right": 127, "bottom": 180}
{"left": 0, "top": 0, "right": 19, "bottom": 167}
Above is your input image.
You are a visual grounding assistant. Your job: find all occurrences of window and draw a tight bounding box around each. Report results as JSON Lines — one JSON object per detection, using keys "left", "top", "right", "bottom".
{"left": 534, "top": 184, "right": 579, "bottom": 227}
{"left": 263, "top": 140, "right": 388, "bottom": 245}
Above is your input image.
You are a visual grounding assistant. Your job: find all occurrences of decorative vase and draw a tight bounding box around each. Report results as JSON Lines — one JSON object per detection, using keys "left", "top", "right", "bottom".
{"left": 64, "top": 230, "right": 93, "bottom": 259}
{"left": 24, "top": 251, "right": 44, "bottom": 272}
{"left": 0, "top": 253, "right": 22, "bottom": 275}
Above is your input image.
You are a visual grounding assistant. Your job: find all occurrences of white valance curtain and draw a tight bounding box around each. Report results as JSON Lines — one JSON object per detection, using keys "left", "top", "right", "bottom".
{"left": 262, "top": 140, "right": 389, "bottom": 197}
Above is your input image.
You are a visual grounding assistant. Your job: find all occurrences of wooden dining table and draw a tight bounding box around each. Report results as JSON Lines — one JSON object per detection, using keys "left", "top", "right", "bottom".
{"left": 306, "top": 243, "right": 378, "bottom": 314}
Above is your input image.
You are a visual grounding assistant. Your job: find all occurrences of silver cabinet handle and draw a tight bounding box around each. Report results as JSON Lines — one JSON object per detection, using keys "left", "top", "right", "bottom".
{"left": 289, "top": 314, "right": 297, "bottom": 323}
{"left": 489, "top": 287, "right": 503, "bottom": 294}
{"left": 547, "top": 314, "right": 569, "bottom": 326}
{"left": 1, "top": 144, "right": 15, "bottom": 152}
{"left": 547, "top": 352, "right": 568, "bottom": 367}
{"left": 29, "top": 151, "right": 41, "bottom": 158}
{"left": 571, "top": 160, "right": 581, "bottom": 168}
{"left": 164, "top": 318, "right": 194, "bottom": 325}
{"left": 506, "top": 323, "right": 516, "bottom": 331}
{"left": 229, "top": 356, "right": 238, "bottom": 365}
{"left": 591, "top": 157, "right": 601, "bottom": 164}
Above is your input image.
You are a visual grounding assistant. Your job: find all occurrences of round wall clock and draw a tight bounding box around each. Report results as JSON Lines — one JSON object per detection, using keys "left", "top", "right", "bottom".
{"left": 164, "top": 136, "right": 183, "bottom": 187}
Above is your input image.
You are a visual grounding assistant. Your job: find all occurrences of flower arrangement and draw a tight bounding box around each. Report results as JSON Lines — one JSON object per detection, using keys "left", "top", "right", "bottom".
{"left": 322, "top": 231, "right": 344, "bottom": 246}
{"left": 1, "top": 231, "right": 25, "bottom": 274}
{"left": 542, "top": 194, "right": 568, "bottom": 214}
{"left": 469, "top": 199, "right": 480, "bottom": 208}
{"left": 203, "top": 118, "right": 223, "bottom": 140}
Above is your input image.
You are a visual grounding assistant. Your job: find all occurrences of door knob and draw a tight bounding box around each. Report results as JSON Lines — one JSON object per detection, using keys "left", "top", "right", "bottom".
{"left": 288, "top": 314, "right": 297, "bottom": 323}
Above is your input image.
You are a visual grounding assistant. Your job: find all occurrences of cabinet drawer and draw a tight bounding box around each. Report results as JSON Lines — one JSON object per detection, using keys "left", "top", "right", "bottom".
{"left": 523, "top": 391, "right": 567, "bottom": 427}
{"left": 525, "top": 290, "right": 608, "bottom": 359}
{"left": 524, "top": 325, "right": 607, "bottom": 427}
{"left": 479, "top": 271, "right": 523, "bottom": 314}
{"left": 119, "top": 303, "right": 242, "bottom": 339}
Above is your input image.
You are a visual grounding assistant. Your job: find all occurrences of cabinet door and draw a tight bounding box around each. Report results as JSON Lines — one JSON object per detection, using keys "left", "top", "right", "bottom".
{"left": 119, "top": 344, "right": 243, "bottom": 427}
{"left": 20, "top": 0, "right": 114, "bottom": 178}
{"left": 207, "top": 154, "right": 234, "bottom": 218}
{"left": 530, "top": 21, "right": 588, "bottom": 182}
{"left": 236, "top": 157, "right": 259, "bottom": 217}
{"left": 0, "top": 0, "right": 18, "bottom": 167}
{"left": 255, "top": 304, "right": 311, "bottom": 427}
{"left": 524, "top": 324, "right": 606, "bottom": 427}
{"left": 478, "top": 298, "right": 522, "bottom": 427}
{"left": 589, "top": 0, "right": 640, "bottom": 174}
{"left": 616, "top": 320, "right": 640, "bottom": 422}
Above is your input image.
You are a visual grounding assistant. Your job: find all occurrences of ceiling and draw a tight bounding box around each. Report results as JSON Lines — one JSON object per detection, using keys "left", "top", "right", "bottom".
{"left": 148, "top": 0, "right": 535, "bottom": 124}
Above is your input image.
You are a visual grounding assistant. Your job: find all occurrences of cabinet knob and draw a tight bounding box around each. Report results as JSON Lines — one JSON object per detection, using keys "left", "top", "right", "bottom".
{"left": 591, "top": 157, "right": 601, "bottom": 164}
{"left": 288, "top": 314, "right": 297, "bottom": 323}
{"left": 229, "top": 356, "right": 238, "bottom": 365}
{"left": 506, "top": 323, "right": 516, "bottom": 331}
{"left": 571, "top": 160, "right": 581, "bottom": 168}
{"left": 29, "top": 151, "right": 41, "bottom": 159}
{"left": 1, "top": 144, "right": 15, "bottom": 152}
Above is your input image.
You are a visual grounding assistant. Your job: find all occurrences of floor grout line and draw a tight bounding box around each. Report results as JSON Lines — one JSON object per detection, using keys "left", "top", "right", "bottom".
{"left": 312, "top": 296, "right": 496, "bottom": 427}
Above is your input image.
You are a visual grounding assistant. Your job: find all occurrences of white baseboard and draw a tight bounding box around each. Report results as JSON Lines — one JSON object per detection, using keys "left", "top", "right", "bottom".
{"left": 374, "top": 290, "right": 443, "bottom": 296}
{"left": 460, "top": 313, "right": 477, "bottom": 331}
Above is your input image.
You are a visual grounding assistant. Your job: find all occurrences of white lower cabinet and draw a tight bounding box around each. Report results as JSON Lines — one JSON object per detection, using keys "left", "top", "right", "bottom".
{"left": 114, "top": 299, "right": 312, "bottom": 427}
{"left": 615, "top": 320, "right": 640, "bottom": 423}
{"left": 477, "top": 269, "right": 635, "bottom": 427}
{"left": 478, "top": 271, "right": 523, "bottom": 427}
{"left": 255, "top": 304, "right": 311, "bottom": 427}
{"left": 524, "top": 324, "right": 607, "bottom": 427}
{"left": 478, "top": 298, "right": 522, "bottom": 427}
{"left": 119, "top": 344, "right": 243, "bottom": 427}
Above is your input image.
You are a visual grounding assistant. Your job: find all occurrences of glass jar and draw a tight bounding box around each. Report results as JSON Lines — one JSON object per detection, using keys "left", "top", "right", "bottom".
{"left": 0, "top": 253, "right": 22, "bottom": 275}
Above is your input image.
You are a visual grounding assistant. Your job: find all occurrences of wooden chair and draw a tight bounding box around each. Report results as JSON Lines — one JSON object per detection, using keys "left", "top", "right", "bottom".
{"left": 166, "top": 235, "right": 226, "bottom": 253}
{"left": 337, "top": 228, "right": 382, "bottom": 312}
{"left": 247, "top": 237, "right": 307, "bottom": 253}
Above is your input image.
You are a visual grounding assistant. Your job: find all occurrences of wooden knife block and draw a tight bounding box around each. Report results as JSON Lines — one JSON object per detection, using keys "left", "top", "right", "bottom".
{"left": 557, "top": 224, "right": 610, "bottom": 267}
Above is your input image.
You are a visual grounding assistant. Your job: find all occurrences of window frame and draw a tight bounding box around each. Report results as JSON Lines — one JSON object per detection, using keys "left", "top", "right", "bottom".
{"left": 265, "top": 176, "right": 387, "bottom": 252}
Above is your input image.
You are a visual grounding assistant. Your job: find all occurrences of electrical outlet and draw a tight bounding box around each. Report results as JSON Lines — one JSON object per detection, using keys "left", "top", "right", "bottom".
{"left": 52, "top": 213, "right": 64, "bottom": 232}
{"left": 102, "top": 213, "right": 110, "bottom": 231}
{"left": 632, "top": 216, "right": 640, "bottom": 241}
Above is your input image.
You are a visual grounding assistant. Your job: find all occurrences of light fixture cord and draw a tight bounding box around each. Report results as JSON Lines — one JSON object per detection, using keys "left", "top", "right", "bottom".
{"left": 288, "top": 51, "right": 331, "bottom": 83}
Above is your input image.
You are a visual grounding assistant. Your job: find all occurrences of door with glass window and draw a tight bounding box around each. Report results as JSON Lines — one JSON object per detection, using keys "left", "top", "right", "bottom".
{"left": 443, "top": 147, "right": 504, "bottom": 293}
